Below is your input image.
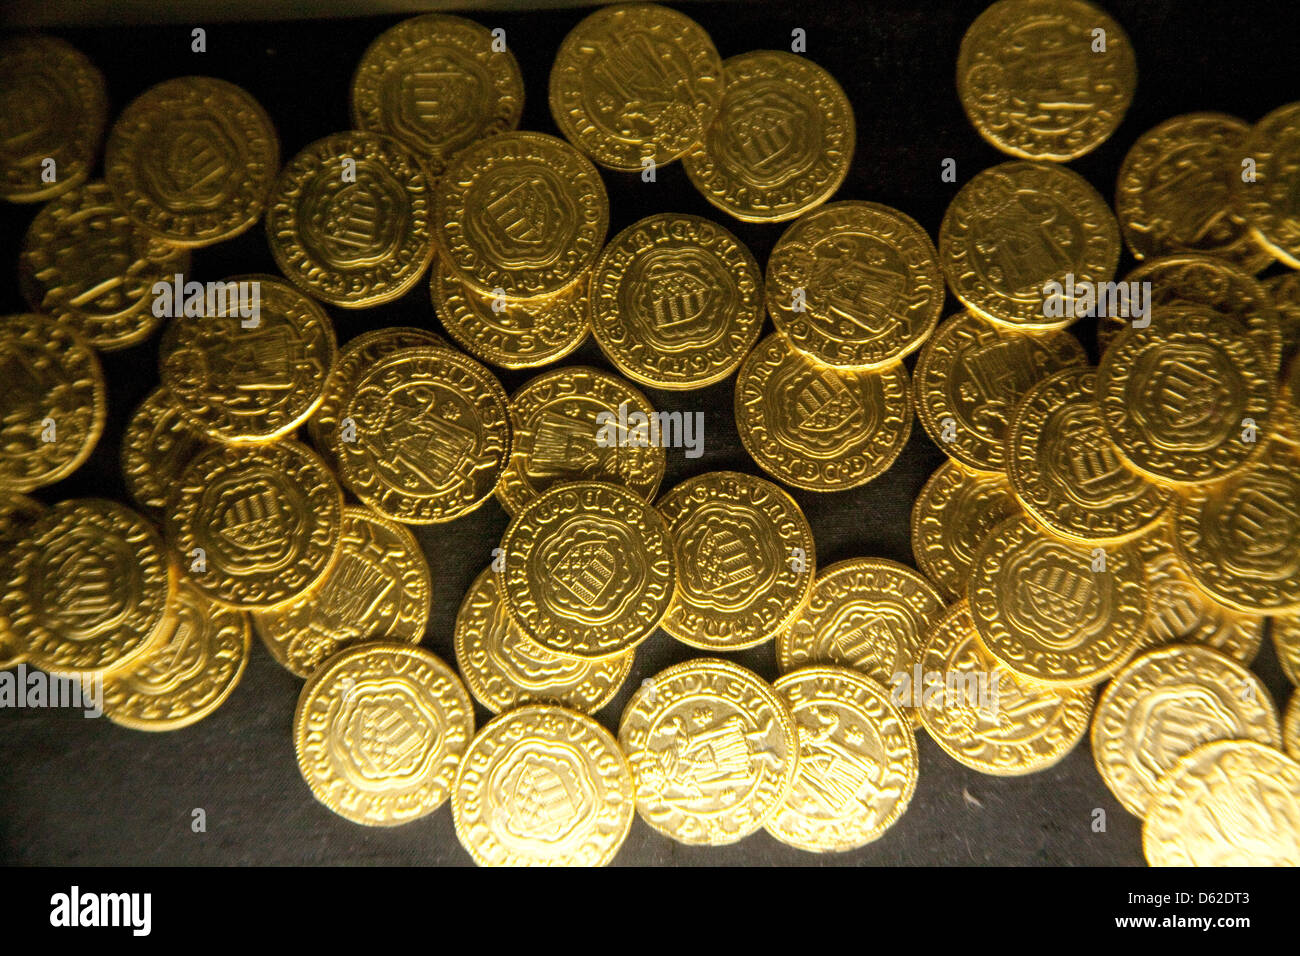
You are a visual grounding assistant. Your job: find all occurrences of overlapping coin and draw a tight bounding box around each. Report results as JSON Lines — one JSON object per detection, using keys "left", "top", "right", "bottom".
{"left": 121, "top": 387, "right": 212, "bottom": 516}
{"left": 1235, "top": 100, "right": 1300, "bottom": 268}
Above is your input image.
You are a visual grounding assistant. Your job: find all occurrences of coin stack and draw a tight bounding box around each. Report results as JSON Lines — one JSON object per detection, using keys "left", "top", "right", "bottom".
{"left": 1, "top": 0, "right": 1298, "bottom": 867}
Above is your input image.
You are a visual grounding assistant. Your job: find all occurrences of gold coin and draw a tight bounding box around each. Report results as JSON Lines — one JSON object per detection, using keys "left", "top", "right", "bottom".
{"left": 658, "top": 471, "right": 815, "bottom": 651}
{"left": 767, "top": 202, "right": 942, "bottom": 370}
{"left": 735, "top": 333, "right": 912, "bottom": 492}
{"left": 683, "top": 50, "right": 853, "bottom": 222}
{"left": 1172, "top": 440, "right": 1300, "bottom": 613}
{"left": 267, "top": 131, "right": 434, "bottom": 307}
{"left": 1266, "top": 272, "right": 1300, "bottom": 367}
{"left": 1286, "top": 692, "right": 1300, "bottom": 761}
{"left": 1143, "top": 740, "right": 1300, "bottom": 866}
{"left": 454, "top": 566, "right": 634, "bottom": 714}
{"left": 766, "top": 666, "right": 917, "bottom": 852}
{"left": 294, "top": 642, "right": 473, "bottom": 826}
{"left": 121, "top": 386, "right": 212, "bottom": 516}
{"left": 350, "top": 13, "right": 524, "bottom": 178}
{"left": 956, "top": 0, "right": 1135, "bottom": 161}
{"left": 158, "top": 275, "right": 336, "bottom": 443}
{"left": 619, "top": 658, "right": 797, "bottom": 845}
{"left": 106, "top": 77, "right": 277, "bottom": 246}
{"left": 166, "top": 439, "right": 343, "bottom": 610}
{"left": 1008, "top": 366, "right": 1173, "bottom": 543}
{"left": 1276, "top": 614, "right": 1300, "bottom": 686}
{"left": 1115, "top": 113, "right": 1272, "bottom": 273}
{"left": 0, "top": 493, "right": 44, "bottom": 669}
{"left": 549, "top": 3, "right": 723, "bottom": 171}
{"left": 100, "top": 579, "right": 250, "bottom": 731}
{"left": 591, "top": 213, "right": 763, "bottom": 389}
{"left": 435, "top": 131, "right": 608, "bottom": 299}
{"left": 1235, "top": 101, "right": 1300, "bottom": 268}
{"left": 339, "top": 347, "right": 510, "bottom": 524}
{"left": 0, "top": 313, "right": 105, "bottom": 492}
{"left": 18, "top": 181, "right": 189, "bottom": 350}
{"left": 432, "top": 258, "right": 589, "bottom": 369}
{"left": 254, "top": 506, "right": 430, "bottom": 679}
{"left": 453, "top": 704, "right": 634, "bottom": 865}
{"left": 913, "top": 310, "right": 1086, "bottom": 472}
{"left": 1092, "top": 645, "right": 1279, "bottom": 817}
{"left": 911, "top": 461, "right": 1022, "bottom": 602}
{"left": 969, "top": 516, "right": 1146, "bottom": 687}
{"left": 0, "top": 36, "right": 107, "bottom": 203}
{"left": 3, "top": 498, "right": 175, "bottom": 674}
{"left": 939, "top": 160, "right": 1120, "bottom": 329}
{"left": 500, "top": 481, "right": 675, "bottom": 660}
{"left": 918, "top": 601, "right": 1093, "bottom": 776}
{"left": 496, "top": 366, "right": 665, "bottom": 516}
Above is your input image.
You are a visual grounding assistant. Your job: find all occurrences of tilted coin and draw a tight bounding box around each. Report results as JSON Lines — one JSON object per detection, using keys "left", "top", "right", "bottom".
{"left": 294, "top": 643, "right": 473, "bottom": 826}
{"left": 657, "top": 471, "right": 815, "bottom": 651}
{"left": 619, "top": 658, "right": 798, "bottom": 845}
{"left": 166, "top": 439, "right": 343, "bottom": 610}
{"left": 1143, "top": 740, "right": 1300, "bottom": 866}
{"left": 339, "top": 347, "right": 510, "bottom": 524}
{"left": 735, "top": 333, "right": 912, "bottom": 492}
{"left": 684, "top": 50, "right": 853, "bottom": 222}
{"left": 454, "top": 566, "right": 633, "bottom": 715}
{"left": 267, "top": 131, "right": 434, "bottom": 307}
{"left": 0, "top": 494, "right": 44, "bottom": 668}
{"left": 766, "top": 666, "right": 918, "bottom": 852}
{"left": 1276, "top": 614, "right": 1300, "bottom": 687}
{"left": 549, "top": 3, "right": 722, "bottom": 170}
{"left": 939, "top": 160, "right": 1120, "bottom": 329}
{"left": 1235, "top": 101, "right": 1300, "bottom": 268}
{"left": 500, "top": 481, "right": 675, "bottom": 660}
{"left": 121, "top": 387, "right": 212, "bottom": 516}
{"left": 1286, "top": 692, "right": 1300, "bottom": 761}
{"left": 956, "top": 0, "right": 1135, "bottom": 161}
{"left": 591, "top": 213, "right": 763, "bottom": 389}
{"left": 350, "top": 13, "right": 524, "bottom": 178}
{"left": 105, "top": 76, "right": 278, "bottom": 246}
{"left": 453, "top": 705, "right": 634, "bottom": 865}
{"left": 1266, "top": 272, "right": 1300, "bottom": 367}
{"left": 0, "top": 313, "right": 105, "bottom": 492}
{"left": 766, "top": 202, "right": 943, "bottom": 370}
{"left": 254, "top": 506, "right": 430, "bottom": 678}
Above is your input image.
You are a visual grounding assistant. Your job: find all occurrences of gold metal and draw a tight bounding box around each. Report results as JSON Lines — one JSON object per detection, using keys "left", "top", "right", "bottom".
{"left": 121, "top": 386, "right": 211, "bottom": 516}
{"left": 911, "top": 461, "right": 1021, "bottom": 602}
{"left": 1235, "top": 100, "right": 1300, "bottom": 268}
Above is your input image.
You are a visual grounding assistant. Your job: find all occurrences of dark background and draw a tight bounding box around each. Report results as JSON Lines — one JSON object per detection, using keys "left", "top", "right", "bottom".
{"left": 1, "top": 0, "right": 1297, "bottom": 866}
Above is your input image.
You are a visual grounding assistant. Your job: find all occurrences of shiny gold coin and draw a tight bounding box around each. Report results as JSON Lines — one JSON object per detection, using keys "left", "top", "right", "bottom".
{"left": 735, "top": 333, "right": 912, "bottom": 492}
{"left": 1286, "top": 692, "right": 1300, "bottom": 761}
{"left": 918, "top": 601, "right": 1093, "bottom": 776}
{"left": 766, "top": 666, "right": 917, "bottom": 852}
{"left": 1143, "top": 740, "right": 1300, "bottom": 866}
{"left": 956, "top": 0, "right": 1135, "bottom": 161}
{"left": 496, "top": 366, "right": 665, "bottom": 516}
{"left": 3, "top": 498, "right": 175, "bottom": 674}
{"left": 18, "top": 181, "right": 189, "bottom": 350}
{"left": 969, "top": 516, "right": 1146, "bottom": 687}
{"left": 100, "top": 579, "right": 250, "bottom": 731}
{"left": 0, "top": 494, "right": 44, "bottom": 669}
{"left": 158, "top": 275, "right": 336, "bottom": 443}
{"left": 549, "top": 3, "right": 722, "bottom": 171}
{"left": 911, "top": 461, "right": 1022, "bottom": 602}
{"left": 658, "top": 471, "right": 815, "bottom": 651}
{"left": 435, "top": 131, "right": 608, "bottom": 298}
{"left": 619, "top": 658, "right": 797, "bottom": 846}
{"left": 453, "top": 704, "right": 634, "bottom": 865}
{"left": 254, "top": 506, "right": 430, "bottom": 679}
{"left": 106, "top": 77, "right": 277, "bottom": 246}
{"left": 1116, "top": 112, "right": 1272, "bottom": 274}
{"left": 913, "top": 310, "right": 1086, "bottom": 472}
{"left": 591, "top": 213, "right": 763, "bottom": 388}
{"left": 166, "top": 439, "right": 343, "bottom": 610}
{"left": 1235, "top": 101, "right": 1300, "bottom": 268}
{"left": 0, "top": 313, "right": 105, "bottom": 492}
{"left": 939, "top": 160, "right": 1120, "bottom": 329}
{"left": 294, "top": 642, "right": 473, "bottom": 826}
{"left": 500, "top": 481, "right": 675, "bottom": 660}
{"left": 1008, "top": 366, "right": 1173, "bottom": 543}
{"left": 267, "top": 131, "right": 434, "bottom": 308}
{"left": 432, "top": 258, "right": 589, "bottom": 369}
{"left": 339, "top": 347, "right": 510, "bottom": 524}
{"left": 1276, "top": 614, "right": 1300, "bottom": 687}
{"left": 454, "top": 566, "right": 634, "bottom": 715}
{"left": 683, "top": 50, "right": 854, "bottom": 223}
{"left": 0, "top": 36, "right": 107, "bottom": 203}
{"left": 1092, "top": 644, "right": 1279, "bottom": 818}
{"left": 121, "top": 386, "right": 212, "bottom": 516}
{"left": 350, "top": 13, "right": 524, "bottom": 179}
{"left": 1267, "top": 272, "right": 1300, "bottom": 367}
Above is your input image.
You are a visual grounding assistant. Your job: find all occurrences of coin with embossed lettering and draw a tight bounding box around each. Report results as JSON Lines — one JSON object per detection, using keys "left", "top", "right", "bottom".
{"left": 1266, "top": 272, "right": 1300, "bottom": 367}
{"left": 1235, "top": 101, "right": 1300, "bottom": 268}
{"left": 1276, "top": 614, "right": 1300, "bottom": 687}
{"left": 121, "top": 387, "right": 212, "bottom": 517}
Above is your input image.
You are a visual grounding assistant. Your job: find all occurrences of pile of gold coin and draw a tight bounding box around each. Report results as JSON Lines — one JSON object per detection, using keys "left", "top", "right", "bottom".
{"left": 2, "top": 0, "right": 1298, "bottom": 867}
